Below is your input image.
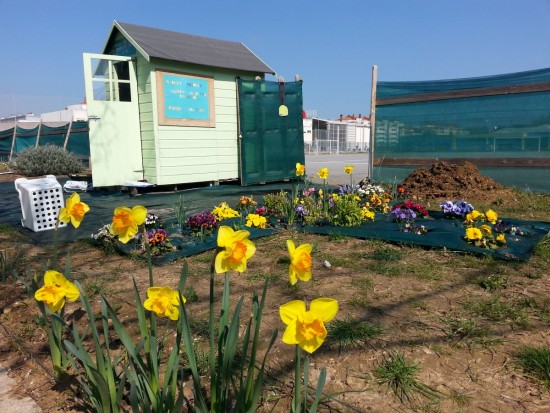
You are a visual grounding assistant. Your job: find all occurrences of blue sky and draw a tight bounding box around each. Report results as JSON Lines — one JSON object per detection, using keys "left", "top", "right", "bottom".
{"left": 1, "top": 0, "right": 550, "bottom": 119}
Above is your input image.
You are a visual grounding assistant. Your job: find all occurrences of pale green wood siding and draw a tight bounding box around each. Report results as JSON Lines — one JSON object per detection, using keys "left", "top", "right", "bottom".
{"left": 140, "top": 59, "right": 257, "bottom": 185}
{"left": 136, "top": 56, "right": 158, "bottom": 182}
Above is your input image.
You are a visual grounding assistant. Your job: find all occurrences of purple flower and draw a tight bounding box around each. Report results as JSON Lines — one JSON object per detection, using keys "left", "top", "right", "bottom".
{"left": 391, "top": 208, "right": 416, "bottom": 221}
{"left": 440, "top": 200, "right": 474, "bottom": 217}
{"left": 295, "top": 204, "right": 308, "bottom": 217}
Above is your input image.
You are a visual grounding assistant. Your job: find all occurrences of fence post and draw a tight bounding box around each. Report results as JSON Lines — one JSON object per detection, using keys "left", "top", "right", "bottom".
{"left": 369, "top": 65, "right": 378, "bottom": 180}
{"left": 63, "top": 120, "right": 72, "bottom": 149}
{"left": 9, "top": 122, "right": 17, "bottom": 162}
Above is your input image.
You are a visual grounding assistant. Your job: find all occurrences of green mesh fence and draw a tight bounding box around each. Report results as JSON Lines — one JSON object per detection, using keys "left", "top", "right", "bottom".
{"left": 238, "top": 79, "right": 304, "bottom": 185}
{"left": 13, "top": 125, "right": 39, "bottom": 154}
{"left": 65, "top": 121, "right": 90, "bottom": 158}
{"left": 0, "top": 121, "right": 90, "bottom": 160}
{"left": 0, "top": 127, "right": 13, "bottom": 160}
{"left": 375, "top": 68, "right": 550, "bottom": 161}
{"left": 39, "top": 123, "right": 69, "bottom": 147}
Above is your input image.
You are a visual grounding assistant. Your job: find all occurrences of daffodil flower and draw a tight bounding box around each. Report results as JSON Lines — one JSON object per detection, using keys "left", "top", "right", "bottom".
{"left": 215, "top": 226, "right": 256, "bottom": 273}
{"left": 295, "top": 162, "right": 305, "bottom": 176}
{"left": 143, "top": 286, "right": 185, "bottom": 321}
{"left": 317, "top": 167, "right": 329, "bottom": 180}
{"left": 34, "top": 270, "right": 80, "bottom": 312}
{"left": 287, "top": 240, "right": 312, "bottom": 285}
{"left": 344, "top": 165, "right": 354, "bottom": 175}
{"left": 109, "top": 205, "right": 148, "bottom": 243}
{"left": 58, "top": 192, "right": 90, "bottom": 228}
{"left": 280, "top": 298, "right": 338, "bottom": 353}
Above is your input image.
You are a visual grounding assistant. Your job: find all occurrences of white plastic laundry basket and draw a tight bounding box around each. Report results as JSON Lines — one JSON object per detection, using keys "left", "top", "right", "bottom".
{"left": 14, "top": 175, "right": 67, "bottom": 232}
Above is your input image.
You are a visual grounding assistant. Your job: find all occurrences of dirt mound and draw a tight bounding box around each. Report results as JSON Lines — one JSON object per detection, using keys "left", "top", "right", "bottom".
{"left": 401, "top": 160, "right": 517, "bottom": 204}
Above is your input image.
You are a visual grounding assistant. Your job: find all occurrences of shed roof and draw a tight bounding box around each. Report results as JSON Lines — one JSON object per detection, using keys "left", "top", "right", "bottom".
{"left": 106, "top": 21, "right": 275, "bottom": 75}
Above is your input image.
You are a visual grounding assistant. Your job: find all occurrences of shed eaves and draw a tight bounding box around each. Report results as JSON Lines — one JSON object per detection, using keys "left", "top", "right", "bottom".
{"left": 114, "top": 21, "right": 275, "bottom": 75}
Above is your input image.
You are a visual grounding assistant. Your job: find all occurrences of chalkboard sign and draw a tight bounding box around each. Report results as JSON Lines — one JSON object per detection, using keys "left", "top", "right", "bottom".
{"left": 156, "top": 70, "right": 215, "bottom": 127}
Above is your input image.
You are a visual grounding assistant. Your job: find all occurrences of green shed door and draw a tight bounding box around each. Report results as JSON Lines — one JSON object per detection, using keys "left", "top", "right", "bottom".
{"left": 83, "top": 53, "right": 142, "bottom": 187}
{"left": 237, "top": 79, "right": 305, "bottom": 186}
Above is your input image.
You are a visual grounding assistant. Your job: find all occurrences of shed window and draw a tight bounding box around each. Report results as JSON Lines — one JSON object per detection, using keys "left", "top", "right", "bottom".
{"left": 91, "top": 58, "right": 132, "bottom": 102}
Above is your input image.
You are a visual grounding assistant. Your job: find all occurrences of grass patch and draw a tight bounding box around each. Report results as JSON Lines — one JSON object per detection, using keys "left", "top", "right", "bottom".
{"left": 442, "top": 317, "right": 496, "bottom": 347}
{"left": 534, "top": 234, "right": 550, "bottom": 262}
{"left": 347, "top": 295, "right": 370, "bottom": 309}
{"left": 183, "top": 285, "right": 199, "bottom": 302}
{"left": 370, "top": 262, "right": 405, "bottom": 277}
{"left": 448, "top": 390, "right": 471, "bottom": 408}
{"left": 373, "top": 351, "right": 441, "bottom": 405}
{"left": 319, "top": 251, "right": 365, "bottom": 271}
{"left": 406, "top": 261, "right": 443, "bottom": 281}
{"left": 327, "top": 232, "right": 349, "bottom": 242}
{"left": 478, "top": 274, "right": 508, "bottom": 291}
{"left": 469, "top": 297, "right": 527, "bottom": 328}
{"left": 327, "top": 318, "right": 381, "bottom": 352}
{"left": 351, "top": 275, "right": 374, "bottom": 291}
{"left": 246, "top": 271, "right": 281, "bottom": 283}
{"left": 83, "top": 279, "right": 106, "bottom": 296}
{"left": 514, "top": 346, "right": 550, "bottom": 388}
{"left": 0, "top": 247, "right": 24, "bottom": 282}
{"left": 370, "top": 247, "right": 403, "bottom": 262}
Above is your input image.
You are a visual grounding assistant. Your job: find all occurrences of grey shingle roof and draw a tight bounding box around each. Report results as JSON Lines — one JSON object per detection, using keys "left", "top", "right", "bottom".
{"left": 111, "top": 21, "right": 275, "bottom": 74}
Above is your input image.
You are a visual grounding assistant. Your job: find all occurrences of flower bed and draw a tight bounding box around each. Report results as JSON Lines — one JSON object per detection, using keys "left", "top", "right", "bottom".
{"left": 88, "top": 165, "right": 550, "bottom": 263}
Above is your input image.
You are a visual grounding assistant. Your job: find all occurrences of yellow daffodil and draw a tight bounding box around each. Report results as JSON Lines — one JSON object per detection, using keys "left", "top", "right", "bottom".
{"left": 317, "top": 167, "right": 329, "bottom": 180}
{"left": 280, "top": 298, "right": 338, "bottom": 353}
{"left": 109, "top": 205, "right": 147, "bottom": 243}
{"left": 143, "top": 286, "right": 185, "bottom": 321}
{"left": 34, "top": 270, "right": 80, "bottom": 312}
{"left": 58, "top": 192, "right": 90, "bottom": 228}
{"left": 465, "top": 227, "right": 483, "bottom": 240}
{"left": 318, "top": 189, "right": 323, "bottom": 197}
{"left": 496, "top": 233, "right": 506, "bottom": 244}
{"left": 295, "top": 162, "right": 305, "bottom": 176}
{"left": 344, "top": 165, "right": 354, "bottom": 175}
{"left": 287, "top": 240, "right": 312, "bottom": 285}
{"left": 246, "top": 213, "right": 267, "bottom": 229}
{"left": 215, "top": 226, "right": 256, "bottom": 273}
{"left": 485, "top": 209, "right": 498, "bottom": 224}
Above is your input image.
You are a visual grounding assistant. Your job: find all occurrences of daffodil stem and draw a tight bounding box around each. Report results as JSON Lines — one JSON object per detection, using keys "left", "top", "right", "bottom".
{"left": 52, "top": 218, "right": 60, "bottom": 270}
{"left": 208, "top": 271, "right": 217, "bottom": 411}
{"left": 294, "top": 345, "right": 302, "bottom": 413}
{"left": 303, "top": 354, "right": 310, "bottom": 412}
{"left": 142, "top": 225, "right": 154, "bottom": 287}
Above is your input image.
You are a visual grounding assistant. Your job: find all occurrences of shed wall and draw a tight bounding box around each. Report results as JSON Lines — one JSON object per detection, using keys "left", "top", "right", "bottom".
{"left": 137, "top": 58, "right": 258, "bottom": 185}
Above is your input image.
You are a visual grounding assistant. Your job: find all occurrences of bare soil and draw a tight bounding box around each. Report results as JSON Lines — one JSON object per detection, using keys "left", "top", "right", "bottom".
{"left": 0, "top": 163, "right": 549, "bottom": 412}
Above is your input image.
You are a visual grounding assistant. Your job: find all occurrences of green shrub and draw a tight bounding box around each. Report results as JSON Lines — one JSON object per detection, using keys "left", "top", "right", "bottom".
{"left": 11, "top": 145, "right": 85, "bottom": 176}
{"left": 328, "top": 194, "right": 364, "bottom": 227}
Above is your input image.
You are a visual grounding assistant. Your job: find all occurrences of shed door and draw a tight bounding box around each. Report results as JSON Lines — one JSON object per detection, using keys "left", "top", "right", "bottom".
{"left": 83, "top": 53, "right": 142, "bottom": 187}
{"left": 237, "top": 79, "right": 304, "bottom": 186}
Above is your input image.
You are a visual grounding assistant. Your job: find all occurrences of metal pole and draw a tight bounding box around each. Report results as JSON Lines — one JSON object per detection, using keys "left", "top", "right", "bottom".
{"left": 369, "top": 65, "right": 378, "bottom": 180}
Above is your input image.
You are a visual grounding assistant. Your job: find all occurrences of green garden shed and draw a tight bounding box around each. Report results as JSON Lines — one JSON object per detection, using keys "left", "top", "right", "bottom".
{"left": 83, "top": 21, "right": 304, "bottom": 187}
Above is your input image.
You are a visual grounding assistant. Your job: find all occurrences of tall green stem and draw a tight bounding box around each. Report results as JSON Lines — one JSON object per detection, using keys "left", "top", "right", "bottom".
{"left": 293, "top": 345, "right": 302, "bottom": 413}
